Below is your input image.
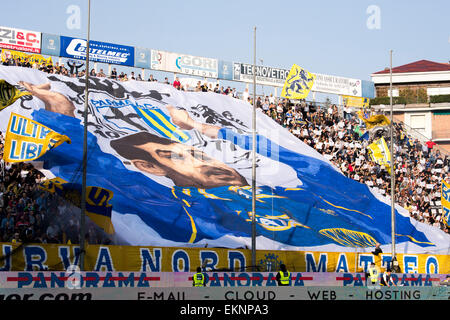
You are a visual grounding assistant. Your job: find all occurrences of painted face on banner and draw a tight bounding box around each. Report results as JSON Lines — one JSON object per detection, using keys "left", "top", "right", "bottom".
{"left": 5, "top": 72, "right": 301, "bottom": 189}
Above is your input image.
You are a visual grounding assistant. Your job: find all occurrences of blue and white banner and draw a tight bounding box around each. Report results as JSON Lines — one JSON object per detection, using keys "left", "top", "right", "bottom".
{"left": 60, "top": 36, "right": 135, "bottom": 66}
{"left": 312, "top": 73, "right": 362, "bottom": 97}
{"left": 0, "top": 65, "right": 449, "bottom": 254}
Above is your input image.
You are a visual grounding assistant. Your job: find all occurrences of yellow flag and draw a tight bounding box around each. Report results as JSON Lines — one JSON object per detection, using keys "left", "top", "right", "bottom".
{"left": 343, "top": 95, "right": 370, "bottom": 108}
{"left": 1, "top": 49, "right": 53, "bottom": 67}
{"left": 441, "top": 180, "right": 450, "bottom": 227}
{"left": 3, "top": 113, "right": 71, "bottom": 162}
{"left": 359, "top": 113, "right": 390, "bottom": 129}
{"left": 281, "top": 64, "right": 316, "bottom": 99}
{"left": 367, "top": 137, "right": 391, "bottom": 172}
{"left": 0, "top": 80, "right": 31, "bottom": 111}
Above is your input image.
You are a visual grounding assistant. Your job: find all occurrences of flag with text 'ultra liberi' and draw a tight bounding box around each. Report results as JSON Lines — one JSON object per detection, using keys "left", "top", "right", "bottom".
{"left": 4, "top": 112, "right": 70, "bottom": 162}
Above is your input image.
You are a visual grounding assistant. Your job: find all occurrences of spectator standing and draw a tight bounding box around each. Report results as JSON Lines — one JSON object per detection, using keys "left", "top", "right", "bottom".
{"left": 173, "top": 77, "right": 181, "bottom": 90}
{"left": 111, "top": 68, "right": 117, "bottom": 79}
{"left": 242, "top": 88, "right": 249, "bottom": 102}
{"left": 276, "top": 264, "right": 291, "bottom": 286}
{"left": 380, "top": 269, "right": 397, "bottom": 287}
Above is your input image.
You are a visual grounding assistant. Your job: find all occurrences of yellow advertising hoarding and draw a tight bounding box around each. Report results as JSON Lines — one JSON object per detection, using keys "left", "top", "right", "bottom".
{"left": 342, "top": 95, "right": 370, "bottom": 108}
{"left": 1, "top": 49, "right": 52, "bottom": 66}
{"left": 0, "top": 243, "right": 447, "bottom": 274}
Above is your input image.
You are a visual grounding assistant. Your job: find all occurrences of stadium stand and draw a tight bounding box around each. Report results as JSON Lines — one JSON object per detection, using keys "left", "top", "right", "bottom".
{"left": 258, "top": 99, "right": 449, "bottom": 235}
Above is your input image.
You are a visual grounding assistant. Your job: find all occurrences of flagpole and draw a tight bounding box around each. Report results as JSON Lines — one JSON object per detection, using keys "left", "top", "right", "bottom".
{"left": 251, "top": 26, "right": 257, "bottom": 271}
{"left": 79, "top": 0, "right": 91, "bottom": 271}
{"left": 389, "top": 49, "right": 396, "bottom": 263}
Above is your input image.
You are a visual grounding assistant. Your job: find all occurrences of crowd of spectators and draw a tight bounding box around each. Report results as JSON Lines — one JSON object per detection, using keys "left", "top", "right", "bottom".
{"left": 1, "top": 55, "right": 448, "bottom": 243}
{"left": 0, "top": 133, "right": 111, "bottom": 245}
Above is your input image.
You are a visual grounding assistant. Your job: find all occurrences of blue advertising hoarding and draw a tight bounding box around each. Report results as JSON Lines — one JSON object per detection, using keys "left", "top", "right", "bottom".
{"left": 134, "top": 47, "right": 151, "bottom": 69}
{"left": 218, "top": 60, "right": 233, "bottom": 81}
{"left": 59, "top": 36, "right": 134, "bottom": 66}
{"left": 40, "top": 33, "right": 60, "bottom": 57}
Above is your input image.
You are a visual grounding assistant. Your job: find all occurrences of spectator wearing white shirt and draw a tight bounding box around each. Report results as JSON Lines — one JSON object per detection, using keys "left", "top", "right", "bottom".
{"left": 242, "top": 88, "right": 249, "bottom": 102}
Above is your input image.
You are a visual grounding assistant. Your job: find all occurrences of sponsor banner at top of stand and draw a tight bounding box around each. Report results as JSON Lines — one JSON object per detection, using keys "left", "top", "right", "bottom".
{"left": 218, "top": 60, "right": 233, "bottom": 81}
{"left": 312, "top": 73, "right": 362, "bottom": 97}
{"left": 134, "top": 47, "right": 151, "bottom": 69}
{"left": 233, "top": 62, "right": 289, "bottom": 87}
{"left": 231, "top": 62, "right": 365, "bottom": 96}
{"left": 151, "top": 49, "right": 218, "bottom": 78}
{"left": 0, "top": 26, "right": 41, "bottom": 53}
{"left": 60, "top": 36, "right": 135, "bottom": 66}
{"left": 40, "top": 33, "right": 61, "bottom": 57}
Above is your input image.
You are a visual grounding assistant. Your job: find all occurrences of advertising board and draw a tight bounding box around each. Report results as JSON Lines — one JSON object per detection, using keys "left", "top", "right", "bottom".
{"left": 0, "top": 26, "right": 41, "bottom": 53}
{"left": 60, "top": 36, "right": 135, "bottom": 66}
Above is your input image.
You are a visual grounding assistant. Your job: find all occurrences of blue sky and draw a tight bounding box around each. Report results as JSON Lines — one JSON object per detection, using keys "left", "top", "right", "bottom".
{"left": 1, "top": 0, "right": 449, "bottom": 99}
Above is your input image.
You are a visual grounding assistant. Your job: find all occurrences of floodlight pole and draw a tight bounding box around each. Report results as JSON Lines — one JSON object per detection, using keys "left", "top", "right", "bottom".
{"left": 251, "top": 26, "right": 257, "bottom": 271}
{"left": 79, "top": 0, "right": 91, "bottom": 271}
{"left": 389, "top": 49, "right": 396, "bottom": 262}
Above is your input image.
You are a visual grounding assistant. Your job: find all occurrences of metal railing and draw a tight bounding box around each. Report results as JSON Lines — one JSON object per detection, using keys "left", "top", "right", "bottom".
{"left": 397, "top": 121, "right": 449, "bottom": 157}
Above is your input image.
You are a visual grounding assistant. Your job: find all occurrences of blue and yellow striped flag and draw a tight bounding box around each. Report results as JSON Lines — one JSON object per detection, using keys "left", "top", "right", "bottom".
{"left": 133, "top": 106, "right": 190, "bottom": 143}
{"left": 281, "top": 64, "right": 315, "bottom": 100}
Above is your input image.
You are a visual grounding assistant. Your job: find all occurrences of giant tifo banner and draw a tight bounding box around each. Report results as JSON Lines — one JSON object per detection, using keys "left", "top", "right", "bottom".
{"left": 0, "top": 244, "right": 448, "bottom": 274}
{"left": 59, "top": 36, "right": 135, "bottom": 66}
{"left": 0, "top": 26, "right": 41, "bottom": 53}
{"left": 0, "top": 66, "right": 449, "bottom": 256}
{"left": 151, "top": 49, "right": 218, "bottom": 78}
